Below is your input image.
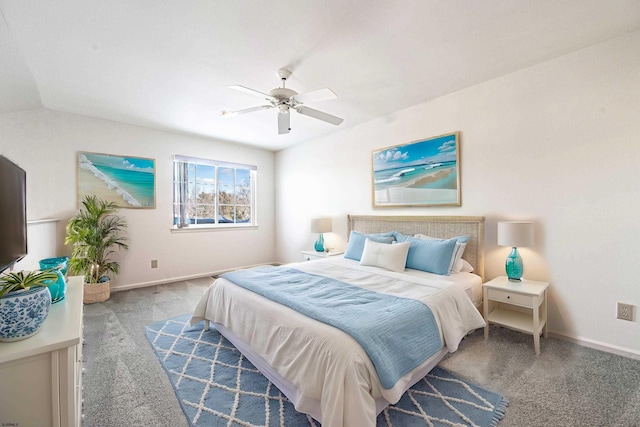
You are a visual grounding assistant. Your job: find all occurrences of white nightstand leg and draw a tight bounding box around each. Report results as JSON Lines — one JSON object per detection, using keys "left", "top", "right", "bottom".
{"left": 483, "top": 287, "right": 489, "bottom": 340}
{"left": 543, "top": 290, "right": 548, "bottom": 338}
{"left": 533, "top": 298, "right": 541, "bottom": 355}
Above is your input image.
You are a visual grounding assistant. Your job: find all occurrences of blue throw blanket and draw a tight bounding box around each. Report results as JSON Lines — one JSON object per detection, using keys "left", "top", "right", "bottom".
{"left": 222, "top": 267, "right": 442, "bottom": 389}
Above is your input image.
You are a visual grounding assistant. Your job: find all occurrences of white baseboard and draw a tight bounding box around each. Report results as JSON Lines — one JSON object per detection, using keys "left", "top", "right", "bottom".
{"left": 110, "top": 262, "right": 281, "bottom": 292}
{"left": 548, "top": 330, "right": 640, "bottom": 361}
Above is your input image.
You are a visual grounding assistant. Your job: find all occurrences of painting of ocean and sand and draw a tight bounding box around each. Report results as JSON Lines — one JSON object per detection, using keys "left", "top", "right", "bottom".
{"left": 78, "top": 152, "right": 156, "bottom": 208}
{"left": 372, "top": 132, "right": 460, "bottom": 207}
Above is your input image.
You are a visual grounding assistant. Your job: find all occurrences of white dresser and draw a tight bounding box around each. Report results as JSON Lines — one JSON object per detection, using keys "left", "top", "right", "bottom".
{"left": 0, "top": 276, "right": 84, "bottom": 427}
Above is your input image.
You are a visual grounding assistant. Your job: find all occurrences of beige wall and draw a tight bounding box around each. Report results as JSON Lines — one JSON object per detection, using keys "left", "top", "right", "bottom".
{"left": 275, "top": 31, "right": 640, "bottom": 357}
{"left": 0, "top": 109, "right": 276, "bottom": 288}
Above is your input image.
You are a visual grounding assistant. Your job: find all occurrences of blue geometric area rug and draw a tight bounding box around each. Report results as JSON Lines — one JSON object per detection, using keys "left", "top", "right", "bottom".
{"left": 145, "top": 314, "right": 507, "bottom": 427}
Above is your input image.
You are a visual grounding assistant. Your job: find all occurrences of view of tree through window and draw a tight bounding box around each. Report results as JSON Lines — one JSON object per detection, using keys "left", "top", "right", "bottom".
{"left": 173, "top": 156, "right": 256, "bottom": 227}
{"left": 218, "top": 167, "right": 251, "bottom": 222}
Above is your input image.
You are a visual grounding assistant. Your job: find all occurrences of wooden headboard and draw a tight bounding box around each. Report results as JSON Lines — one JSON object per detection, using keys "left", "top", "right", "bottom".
{"left": 347, "top": 215, "right": 486, "bottom": 281}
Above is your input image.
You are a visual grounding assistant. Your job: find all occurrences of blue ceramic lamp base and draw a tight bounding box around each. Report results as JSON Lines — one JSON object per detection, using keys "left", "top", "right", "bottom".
{"left": 505, "top": 247, "right": 524, "bottom": 281}
{"left": 314, "top": 233, "right": 325, "bottom": 252}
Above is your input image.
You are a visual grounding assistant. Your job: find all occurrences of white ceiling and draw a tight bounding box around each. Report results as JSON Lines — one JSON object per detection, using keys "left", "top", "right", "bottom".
{"left": 1, "top": 1, "right": 639, "bottom": 151}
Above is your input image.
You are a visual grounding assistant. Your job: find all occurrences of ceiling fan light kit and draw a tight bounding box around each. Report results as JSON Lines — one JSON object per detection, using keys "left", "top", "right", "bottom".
{"left": 222, "top": 68, "right": 343, "bottom": 135}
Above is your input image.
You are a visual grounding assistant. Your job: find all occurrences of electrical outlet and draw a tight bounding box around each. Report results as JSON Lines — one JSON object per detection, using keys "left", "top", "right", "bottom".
{"left": 151, "top": 260, "right": 158, "bottom": 269}
{"left": 617, "top": 303, "right": 633, "bottom": 321}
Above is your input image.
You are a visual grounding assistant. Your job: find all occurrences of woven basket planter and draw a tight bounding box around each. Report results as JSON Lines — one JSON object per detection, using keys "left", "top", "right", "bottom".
{"left": 83, "top": 280, "right": 110, "bottom": 304}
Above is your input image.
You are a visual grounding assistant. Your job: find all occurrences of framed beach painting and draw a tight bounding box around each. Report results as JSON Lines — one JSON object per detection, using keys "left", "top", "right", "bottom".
{"left": 77, "top": 152, "right": 156, "bottom": 209}
{"left": 372, "top": 132, "right": 460, "bottom": 207}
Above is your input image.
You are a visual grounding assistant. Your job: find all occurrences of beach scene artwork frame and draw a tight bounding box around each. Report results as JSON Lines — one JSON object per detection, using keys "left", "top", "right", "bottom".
{"left": 77, "top": 152, "right": 156, "bottom": 209}
{"left": 372, "top": 132, "right": 461, "bottom": 207}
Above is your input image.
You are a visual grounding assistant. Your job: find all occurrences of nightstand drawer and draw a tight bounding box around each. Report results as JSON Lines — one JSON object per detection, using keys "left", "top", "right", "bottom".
{"left": 302, "top": 253, "right": 319, "bottom": 261}
{"left": 487, "top": 288, "right": 533, "bottom": 308}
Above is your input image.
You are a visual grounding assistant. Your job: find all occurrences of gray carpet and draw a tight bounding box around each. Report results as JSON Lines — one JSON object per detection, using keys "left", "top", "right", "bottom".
{"left": 82, "top": 278, "right": 640, "bottom": 427}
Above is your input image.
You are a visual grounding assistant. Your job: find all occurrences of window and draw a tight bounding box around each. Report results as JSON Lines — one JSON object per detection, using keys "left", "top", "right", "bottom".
{"left": 173, "top": 155, "right": 257, "bottom": 228}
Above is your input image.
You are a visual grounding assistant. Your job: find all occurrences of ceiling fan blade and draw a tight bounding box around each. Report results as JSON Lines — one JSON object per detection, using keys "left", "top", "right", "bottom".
{"left": 295, "top": 105, "right": 344, "bottom": 126}
{"left": 229, "top": 85, "right": 275, "bottom": 101}
{"left": 221, "top": 105, "right": 272, "bottom": 117}
{"left": 278, "top": 109, "right": 290, "bottom": 134}
{"left": 292, "top": 88, "right": 337, "bottom": 104}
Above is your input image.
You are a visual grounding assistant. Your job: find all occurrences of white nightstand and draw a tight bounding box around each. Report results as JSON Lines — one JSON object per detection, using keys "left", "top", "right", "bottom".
{"left": 483, "top": 276, "right": 549, "bottom": 355}
{"left": 301, "top": 250, "right": 344, "bottom": 261}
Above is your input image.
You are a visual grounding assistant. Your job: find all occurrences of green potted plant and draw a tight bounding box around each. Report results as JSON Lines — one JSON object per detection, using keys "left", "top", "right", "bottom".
{"left": 0, "top": 269, "right": 60, "bottom": 341}
{"left": 65, "top": 195, "right": 129, "bottom": 304}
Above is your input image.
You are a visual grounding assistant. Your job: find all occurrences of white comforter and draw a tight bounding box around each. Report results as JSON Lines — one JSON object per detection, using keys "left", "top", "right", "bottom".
{"left": 191, "top": 257, "right": 485, "bottom": 427}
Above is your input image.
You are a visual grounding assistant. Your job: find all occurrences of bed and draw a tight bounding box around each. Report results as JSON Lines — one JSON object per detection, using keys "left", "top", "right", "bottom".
{"left": 191, "top": 215, "right": 486, "bottom": 427}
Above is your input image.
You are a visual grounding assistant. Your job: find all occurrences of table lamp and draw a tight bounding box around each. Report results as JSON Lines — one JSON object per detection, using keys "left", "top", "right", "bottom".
{"left": 311, "top": 218, "right": 332, "bottom": 252}
{"left": 498, "top": 221, "right": 534, "bottom": 281}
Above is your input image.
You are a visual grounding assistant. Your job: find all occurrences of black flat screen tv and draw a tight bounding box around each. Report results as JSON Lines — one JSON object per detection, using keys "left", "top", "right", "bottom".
{"left": 0, "top": 155, "right": 27, "bottom": 274}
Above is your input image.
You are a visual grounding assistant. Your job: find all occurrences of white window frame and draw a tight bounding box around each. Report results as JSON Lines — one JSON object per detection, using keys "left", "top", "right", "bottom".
{"left": 173, "top": 155, "right": 257, "bottom": 230}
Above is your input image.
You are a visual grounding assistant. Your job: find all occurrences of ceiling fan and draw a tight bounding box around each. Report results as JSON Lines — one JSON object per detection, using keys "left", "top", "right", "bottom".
{"left": 221, "top": 69, "right": 344, "bottom": 135}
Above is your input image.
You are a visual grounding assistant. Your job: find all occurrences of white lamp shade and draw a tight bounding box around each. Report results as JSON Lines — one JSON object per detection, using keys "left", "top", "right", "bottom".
{"left": 311, "top": 218, "right": 332, "bottom": 234}
{"left": 498, "top": 221, "right": 534, "bottom": 247}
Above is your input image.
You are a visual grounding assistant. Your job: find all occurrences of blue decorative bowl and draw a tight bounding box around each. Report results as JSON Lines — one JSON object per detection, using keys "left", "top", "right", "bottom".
{"left": 39, "top": 256, "right": 69, "bottom": 276}
{"left": 0, "top": 286, "right": 52, "bottom": 342}
{"left": 39, "top": 256, "right": 69, "bottom": 303}
{"left": 44, "top": 270, "right": 67, "bottom": 303}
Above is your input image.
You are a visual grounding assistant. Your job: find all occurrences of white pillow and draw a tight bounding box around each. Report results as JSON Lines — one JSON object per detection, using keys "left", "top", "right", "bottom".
{"left": 414, "top": 233, "right": 468, "bottom": 274}
{"left": 454, "top": 258, "right": 475, "bottom": 273}
{"left": 461, "top": 259, "right": 474, "bottom": 273}
{"left": 359, "top": 238, "right": 410, "bottom": 273}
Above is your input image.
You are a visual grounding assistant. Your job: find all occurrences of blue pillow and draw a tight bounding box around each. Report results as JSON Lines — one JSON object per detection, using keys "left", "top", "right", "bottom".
{"left": 405, "top": 236, "right": 458, "bottom": 275}
{"left": 414, "top": 234, "right": 469, "bottom": 274}
{"left": 344, "top": 231, "right": 394, "bottom": 261}
{"left": 391, "top": 231, "right": 412, "bottom": 243}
